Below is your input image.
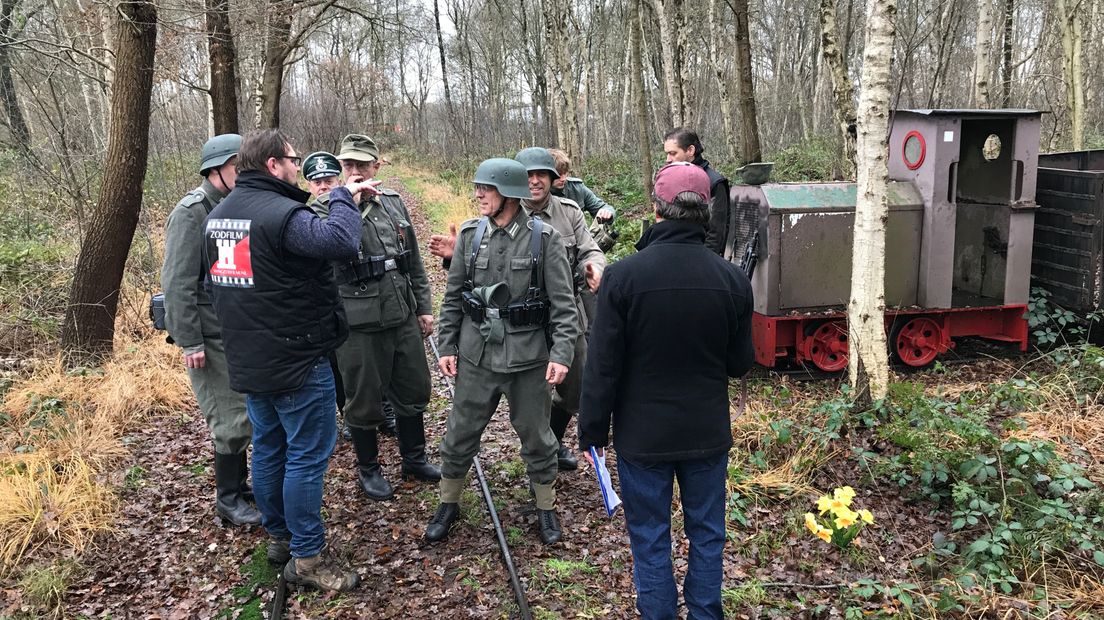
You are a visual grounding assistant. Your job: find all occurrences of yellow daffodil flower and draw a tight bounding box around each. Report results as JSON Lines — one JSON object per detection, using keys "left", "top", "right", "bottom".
{"left": 816, "top": 495, "right": 833, "bottom": 515}
{"left": 816, "top": 528, "right": 832, "bottom": 543}
{"left": 834, "top": 512, "right": 857, "bottom": 529}
{"left": 833, "top": 486, "right": 856, "bottom": 506}
{"left": 859, "top": 509, "right": 874, "bottom": 524}
{"left": 804, "top": 513, "right": 819, "bottom": 533}
{"left": 828, "top": 497, "right": 848, "bottom": 515}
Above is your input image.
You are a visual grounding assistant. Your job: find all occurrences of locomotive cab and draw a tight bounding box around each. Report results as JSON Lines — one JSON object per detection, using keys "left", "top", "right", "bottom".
{"left": 734, "top": 109, "right": 1041, "bottom": 372}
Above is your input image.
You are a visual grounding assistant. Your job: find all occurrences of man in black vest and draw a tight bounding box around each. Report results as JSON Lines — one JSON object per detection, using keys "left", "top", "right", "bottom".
{"left": 204, "top": 129, "right": 379, "bottom": 593}
{"left": 662, "top": 128, "right": 731, "bottom": 256}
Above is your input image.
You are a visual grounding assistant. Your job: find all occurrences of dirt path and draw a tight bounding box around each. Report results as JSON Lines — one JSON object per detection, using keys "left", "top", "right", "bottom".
{"left": 66, "top": 176, "right": 638, "bottom": 619}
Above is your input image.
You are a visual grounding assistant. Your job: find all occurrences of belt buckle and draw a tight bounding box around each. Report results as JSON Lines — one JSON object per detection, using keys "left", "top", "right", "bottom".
{"left": 486, "top": 308, "right": 501, "bottom": 319}
{"left": 384, "top": 258, "right": 398, "bottom": 271}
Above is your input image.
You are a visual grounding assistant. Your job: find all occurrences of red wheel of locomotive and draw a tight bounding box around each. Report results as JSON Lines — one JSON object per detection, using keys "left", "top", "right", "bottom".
{"left": 893, "top": 316, "right": 942, "bottom": 367}
{"left": 805, "top": 321, "right": 849, "bottom": 373}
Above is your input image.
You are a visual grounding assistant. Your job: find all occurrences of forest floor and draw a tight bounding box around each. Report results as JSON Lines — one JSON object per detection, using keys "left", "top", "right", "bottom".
{"left": 4, "top": 161, "right": 1104, "bottom": 619}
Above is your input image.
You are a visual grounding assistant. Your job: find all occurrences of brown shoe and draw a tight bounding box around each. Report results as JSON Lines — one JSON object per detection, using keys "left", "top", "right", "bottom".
{"left": 283, "top": 550, "right": 359, "bottom": 592}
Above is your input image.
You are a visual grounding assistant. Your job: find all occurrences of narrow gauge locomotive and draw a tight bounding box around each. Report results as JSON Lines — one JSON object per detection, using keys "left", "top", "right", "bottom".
{"left": 730, "top": 109, "right": 1043, "bottom": 372}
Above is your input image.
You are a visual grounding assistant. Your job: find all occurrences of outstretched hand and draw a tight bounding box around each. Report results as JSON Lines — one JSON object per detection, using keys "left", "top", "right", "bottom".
{"left": 429, "top": 223, "right": 458, "bottom": 261}
{"left": 585, "top": 262, "right": 603, "bottom": 292}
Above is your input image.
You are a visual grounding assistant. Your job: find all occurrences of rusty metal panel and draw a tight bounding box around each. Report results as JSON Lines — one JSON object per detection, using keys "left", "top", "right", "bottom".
{"left": 1031, "top": 155, "right": 1104, "bottom": 314}
{"left": 765, "top": 182, "right": 924, "bottom": 312}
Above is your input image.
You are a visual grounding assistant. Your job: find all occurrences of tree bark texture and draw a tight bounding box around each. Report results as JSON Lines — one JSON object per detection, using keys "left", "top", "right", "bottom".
{"left": 821, "top": 0, "right": 856, "bottom": 178}
{"left": 60, "top": 0, "right": 156, "bottom": 366}
{"left": 847, "top": 0, "right": 896, "bottom": 406}
{"left": 708, "top": 0, "right": 738, "bottom": 159}
{"left": 542, "top": 0, "right": 580, "bottom": 160}
{"left": 630, "top": 0, "right": 653, "bottom": 197}
{"left": 1057, "top": 0, "right": 1084, "bottom": 149}
{"left": 433, "top": 0, "right": 455, "bottom": 127}
{"left": 732, "top": 0, "right": 762, "bottom": 164}
{"left": 205, "top": 0, "right": 240, "bottom": 134}
{"left": 258, "top": 0, "right": 292, "bottom": 128}
{"left": 973, "top": 0, "right": 992, "bottom": 108}
{"left": 1000, "top": 0, "right": 1014, "bottom": 106}
{"left": 0, "top": 0, "right": 30, "bottom": 153}
{"left": 652, "top": 0, "right": 686, "bottom": 128}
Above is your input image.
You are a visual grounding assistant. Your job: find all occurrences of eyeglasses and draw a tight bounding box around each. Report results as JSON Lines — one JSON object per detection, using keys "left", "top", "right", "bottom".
{"left": 279, "top": 155, "right": 301, "bottom": 166}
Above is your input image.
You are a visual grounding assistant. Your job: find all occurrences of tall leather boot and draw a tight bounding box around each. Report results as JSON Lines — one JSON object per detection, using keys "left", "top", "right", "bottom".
{"left": 236, "top": 452, "right": 255, "bottom": 504}
{"left": 396, "top": 415, "right": 441, "bottom": 481}
{"left": 349, "top": 427, "right": 394, "bottom": 500}
{"left": 214, "top": 452, "right": 262, "bottom": 526}
{"left": 549, "top": 407, "right": 578, "bottom": 471}
{"left": 379, "top": 398, "right": 398, "bottom": 436}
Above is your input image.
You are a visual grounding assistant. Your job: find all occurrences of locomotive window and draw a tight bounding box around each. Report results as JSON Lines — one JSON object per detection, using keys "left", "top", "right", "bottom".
{"left": 903, "top": 131, "right": 925, "bottom": 170}
{"left": 982, "top": 134, "right": 1002, "bottom": 161}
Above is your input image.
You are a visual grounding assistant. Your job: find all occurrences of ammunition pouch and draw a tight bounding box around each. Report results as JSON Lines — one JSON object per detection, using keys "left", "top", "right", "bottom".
{"left": 336, "top": 250, "right": 411, "bottom": 285}
{"left": 462, "top": 289, "right": 548, "bottom": 327}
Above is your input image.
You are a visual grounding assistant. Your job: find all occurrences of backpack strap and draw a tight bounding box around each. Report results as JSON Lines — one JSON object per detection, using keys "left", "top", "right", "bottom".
{"left": 465, "top": 216, "right": 490, "bottom": 290}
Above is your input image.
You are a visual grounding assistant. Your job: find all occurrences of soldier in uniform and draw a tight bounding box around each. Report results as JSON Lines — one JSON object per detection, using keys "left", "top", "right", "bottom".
{"left": 323, "top": 134, "right": 440, "bottom": 501}
{"left": 514, "top": 147, "right": 606, "bottom": 472}
{"left": 425, "top": 158, "right": 580, "bottom": 545}
{"left": 161, "top": 133, "right": 261, "bottom": 527}
{"left": 547, "top": 148, "right": 616, "bottom": 223}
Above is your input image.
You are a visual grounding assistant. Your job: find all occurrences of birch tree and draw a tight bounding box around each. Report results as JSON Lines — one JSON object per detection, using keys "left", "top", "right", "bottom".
{"left": 848, "top": 0, "right": 897, "bottom": 405}
{"left": 732, "top": 0, "right": 762, "bottom": 164}
{"left": 973, "top": 0, "right": 993, "bottom": 108}
{"left": 205, "top": 0, "right": 239, "bottom": 134}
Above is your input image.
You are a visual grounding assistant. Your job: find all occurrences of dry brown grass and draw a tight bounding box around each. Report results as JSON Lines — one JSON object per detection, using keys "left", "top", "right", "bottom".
{"left": 0, "top": 326, "right": 191, "bottom": 575}
{"left": 388, "top": 161, "right": 477, "bottom": 231}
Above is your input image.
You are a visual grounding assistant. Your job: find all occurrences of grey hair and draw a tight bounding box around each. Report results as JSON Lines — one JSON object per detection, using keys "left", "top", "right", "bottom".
{"left": 654, "top": 190, "right": 708, "bottom": 225}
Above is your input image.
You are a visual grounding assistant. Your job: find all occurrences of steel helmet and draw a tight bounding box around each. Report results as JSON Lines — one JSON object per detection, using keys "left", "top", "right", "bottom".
{"left": 514, "top": 147, "right": 560, "bottom": 181}
{"left": 199, "top": 133, "right": 242, "bottom": 175}
{"left": 473, "top": 158, "right": 531, "bottom": 199}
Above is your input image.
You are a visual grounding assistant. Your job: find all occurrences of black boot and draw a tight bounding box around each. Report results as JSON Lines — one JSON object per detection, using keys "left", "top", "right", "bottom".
{"left": 236, "top": 452, "right": 255, "bottom": 504}
{"left": 538, "top": 509, "right": 562, "bottom": 544}
{"left": 549, "top": 407, "right": 578, "bottom": 471}
{"left": 425, "top": 503, "right": 460, "bottom": 542}
{"left": 379, "top": 399, "right": 398, "bottom": 436}
{"left": 396, "top": 415, "right": 441, "bottom": 481}
{"left": 214, "top": 452, "right": 262, "bottom": 526}
{"left": 349, "top": 427, "right": 394, "bottom": 500}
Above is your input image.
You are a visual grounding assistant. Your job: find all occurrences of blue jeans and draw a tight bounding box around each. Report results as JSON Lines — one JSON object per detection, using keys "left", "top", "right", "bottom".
{"left": 617, "top": 452, "right": 728, "bottom": 620}
{"left": 246, "top": 359, "right": 338, "bottom": 558}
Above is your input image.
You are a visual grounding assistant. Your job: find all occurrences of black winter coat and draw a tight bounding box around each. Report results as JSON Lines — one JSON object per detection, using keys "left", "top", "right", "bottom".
{"left": 578, "top": 219, "right": 754, "bottom": 461}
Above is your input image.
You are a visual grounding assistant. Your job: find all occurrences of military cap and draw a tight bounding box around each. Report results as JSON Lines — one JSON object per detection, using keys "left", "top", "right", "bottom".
{"left": 303, "top": 151, "right": 341, "bottom": 180}
{"left": 337, "top": 134, "right": 380, "bottom": 162}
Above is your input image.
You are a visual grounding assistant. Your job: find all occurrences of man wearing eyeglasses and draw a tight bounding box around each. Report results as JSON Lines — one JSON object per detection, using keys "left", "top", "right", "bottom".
{"left": 204, "top": 129, "right": 381, "bottom": 593}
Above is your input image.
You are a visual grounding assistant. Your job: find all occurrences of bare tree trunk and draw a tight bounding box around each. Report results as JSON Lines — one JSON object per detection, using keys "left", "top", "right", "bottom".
{"left": 60, "top": 0, "right": 156, "bottom": 366}
{"left": 848, "top": 0, "right": 896, "bottom": 406}
{"left": 973, "top": 0, "right": 993, "bottom": 108}
{"left": 542, "top": 0, "right": 581, "bottom": 159}
{"left": 1000, "top": 0, "right": 1014, "bottom": 106}
{"left": 258, "top": 0, "right": 292, "bottom": 128}
{"left": 708, "top": 0, "right": 737, "bottom": 159}
{"left": 205, "top": 0, "right": 239, "bottom": 134}
{"left": 433, "top": 0, "right": 456, "bottom": 133}
{"left": 821, "top": 0, "right": 856, "bottom": 177}
{"left": 0, "top": 0, "right": 30, "bottom": 153}
{"left": 1057, "top": 0, "right": 1084, "bottom": 149}
{"left": 651, "top": 0, "right": 685, "bottom": 127}
{"left": 631, "top": 0, "right": 652, "bottom": 196}
{"left": 732, "top": 0, "right": 762, "bottom": 164}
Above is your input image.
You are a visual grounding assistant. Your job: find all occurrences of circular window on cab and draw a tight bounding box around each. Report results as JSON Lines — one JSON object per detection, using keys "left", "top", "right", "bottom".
{"left": 903, "top": 131, "right": 925, "bottom": 170}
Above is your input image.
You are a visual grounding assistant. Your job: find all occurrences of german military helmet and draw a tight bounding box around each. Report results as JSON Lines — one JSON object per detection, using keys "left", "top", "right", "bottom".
{"left": 474, "top": 158, "right": 531, "bottom": 200}
{"left": 303, "top": 151, "right": 341, "bottom": 180}
{"left": 514, "top": 147, "right": 560, "bottom": 181}
{"left": 199, "top": 133, "right": 242, "bottom": 175}
{"left": 588, "top": 220, "right": 619, "bottom": 252}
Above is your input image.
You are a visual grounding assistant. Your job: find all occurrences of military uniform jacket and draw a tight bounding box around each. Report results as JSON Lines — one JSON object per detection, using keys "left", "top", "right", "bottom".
{"left": 437, "top": 209, "right": 580, "bottom": 373}
{"left": 161, "top": 179, "right": 226, "bottom": 352}
{"left": 313, "top": 190, "right": 432, "bottom": 331}
{"left": 558, "top": 178, "right": 615, "bottom": 219}
{"left": 523, "top": 195, "right": 608, "bottom": 331}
